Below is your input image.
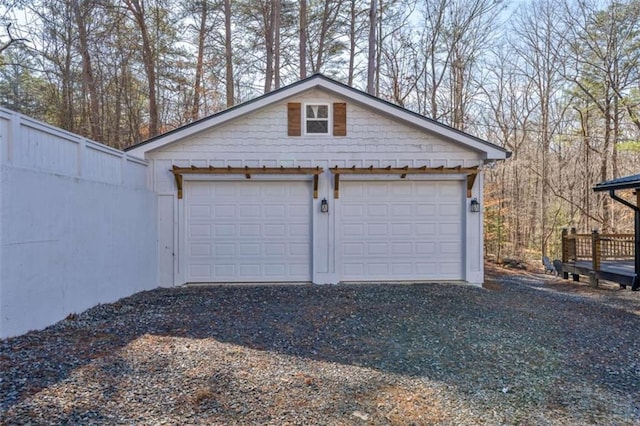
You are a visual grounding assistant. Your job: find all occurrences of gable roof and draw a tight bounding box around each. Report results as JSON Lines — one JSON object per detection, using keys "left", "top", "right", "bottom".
{"left": 593, "top": 174, "right": 640, "bottom": 192}
{"left": 125, "top": 73, "right": 510, "bottom": 161}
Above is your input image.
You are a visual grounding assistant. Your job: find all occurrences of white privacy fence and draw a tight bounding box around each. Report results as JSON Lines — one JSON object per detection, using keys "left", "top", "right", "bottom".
{"left": 0, "top": 109, "right": 148, "bottom": 186}
{"left": 0, "top": 108, "right": 158, "bottom": 338}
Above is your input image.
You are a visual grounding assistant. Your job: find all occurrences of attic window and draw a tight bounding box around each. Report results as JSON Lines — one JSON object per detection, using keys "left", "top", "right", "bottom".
{"left": 305, "top": 104, "right": 329, "bottom": 134}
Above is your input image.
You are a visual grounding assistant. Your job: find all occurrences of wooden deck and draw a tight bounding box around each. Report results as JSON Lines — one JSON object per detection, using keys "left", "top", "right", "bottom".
{"left": 561, "top": 259, "right": 635, "bottom": 287}
{"left": 560, "top": 228, "right": 637, "bottom": 289}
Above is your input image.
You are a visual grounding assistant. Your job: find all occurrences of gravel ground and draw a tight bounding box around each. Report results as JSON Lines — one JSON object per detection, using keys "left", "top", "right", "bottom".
{"left": 1, "top": 266, "right": 639, "bottom": 425}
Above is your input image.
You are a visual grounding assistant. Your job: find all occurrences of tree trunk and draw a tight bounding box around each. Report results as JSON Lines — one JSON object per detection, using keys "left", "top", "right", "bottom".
{"left": 192, "top": 0, "right": 207, "bottom": 121}
{"left": 124, "top": 0, "right": 159, "bottom": 137}
{"left": 224, "top": 0, "right": 234, "bottom": 107}
{"left": 71, "top": 0, "right": 101, "bottom": 141}
{"left": 347, "top": 0, "right": 355, "bottom": 86}
{"left": 299, "top": 0, "right": 307, "bottom": 79}
{"left": 274, "top": 0, "right": 281, "bottom": 89}
{"left": 264, "top": 1, "right": 275, "bottom": 93}
{"left": 366, "top": 0, "right": 376, "bottom": 94}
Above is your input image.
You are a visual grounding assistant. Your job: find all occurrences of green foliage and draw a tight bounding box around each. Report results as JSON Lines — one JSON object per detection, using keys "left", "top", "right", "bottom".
{"left": 617, "top": 141, "right": 640, "bottom": 152}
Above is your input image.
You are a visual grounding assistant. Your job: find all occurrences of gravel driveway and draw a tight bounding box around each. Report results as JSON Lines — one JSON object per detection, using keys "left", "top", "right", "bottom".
{"left": 2, "top": 266, "right": 639, "bottom": 425}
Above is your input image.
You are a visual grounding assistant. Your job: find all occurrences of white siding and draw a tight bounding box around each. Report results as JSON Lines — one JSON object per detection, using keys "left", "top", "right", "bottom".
{"left": 145, "top": 87, "right": 485, "bottom": 286}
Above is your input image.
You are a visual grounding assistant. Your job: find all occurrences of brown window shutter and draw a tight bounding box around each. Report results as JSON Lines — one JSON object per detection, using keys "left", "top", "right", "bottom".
{"left": 288, "top": 103, "right": 301, "bottom": 136}
{"left": 333, "top": 102, "right": 347, "bottom": 136}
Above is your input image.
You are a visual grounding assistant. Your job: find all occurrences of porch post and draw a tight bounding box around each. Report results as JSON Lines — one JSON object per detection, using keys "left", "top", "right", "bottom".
{"left": 591, "top": 229, "right": 601, "bottom": 272}
{"left": 634, "top": 191, "right": 640, "bottom": 290}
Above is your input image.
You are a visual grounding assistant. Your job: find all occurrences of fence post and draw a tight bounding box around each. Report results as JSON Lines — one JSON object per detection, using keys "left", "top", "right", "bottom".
{"left": 569, "top": 227, "right": 577, "bottom": 262}
{"left": 561, "top": 228, "right": 568, "bottom": 263}
{"left": 592, "top": 229, "right": 601, "bottom": 271}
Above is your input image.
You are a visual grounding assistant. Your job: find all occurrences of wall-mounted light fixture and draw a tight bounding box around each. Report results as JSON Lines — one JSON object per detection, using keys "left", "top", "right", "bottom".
{"left": 321, "top": 198, "right": 329, "bottom": 213}
{"left": 470, "top": 198, "right": 480, "bottom": 213}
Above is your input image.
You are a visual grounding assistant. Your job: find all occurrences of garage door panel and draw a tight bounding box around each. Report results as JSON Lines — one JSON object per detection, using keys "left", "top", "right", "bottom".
{"left": 391, "top": 223, "right": 412, "bottom": 236}
{"left": 416, "top": 204, "right": 437, "bottom": 216}
{"left": 415, "top": 223, "right": 436, "bottom": 236}
{"left": 239, "top": 264, "right": 260, "bottom": 276}
{"left": 344, "top": 263, "right": 364, "bottom": 276}
{"left": 288, "top": 204, "right": 309, "bottom": 217}
{"left": 391, "top": 242, "right": 412, "bottom": 254}
{"left": 265, "top": 264, "right": 286, "bottom": 276}
{"left": 189, "top": 224, "right": 211, "bottom": 237}
{"left": 368, "top": 204, "right": 388, "bottom": 216}
{"left": 391, "top": 204, "right": 412, "bottom": 216}
{"left": 189, "top": 244, "right": 211, "bottom": 256}
{"left": 342, "top": 183, "right": 364, "bottom": 198}
{"left": 439, "top": 184, "right": 460, "bottom": 197}
{"left": 190, "top": 205, "right": 211, "bottom": 218}
{"left": 264, "top": 224, "right": 286, "bottom": 236}
{"left": 214, "top": 205, "right": 236, "bottom": 217}
{"left": 368, "top": 243, "right": 388, "bottom": 255}
{"left": 214, "top": 243, "right": 235, "bottom": 256}
{"left": 391, "top": 263, "right": 412, "bottom": 274}
{"left": 368, "top": 263, "right": 389, "bottom": 275}
{"left": 343, "top": 223, "right": 364, "bottom": 236}
{"left": 439, "top": 223, "right": 459, "bottom": 236}
{"left": 416, "top": 262, "right": 437, "bottom": 274}
{"left": 264, "top": 185, "right": 286, "bottom": 196}
{"left": 416, "top": 242, "right": 436, "bottom": 255}
{"left": 340, "top": 180, "right": 463, "bottom": 281}
{"left": 288, "top": 242, "right": 308, "bottom": 255}
{"left": 265, "top": 243, "right": 286, "bottom": 255}
{"left": 289, "top": 224, "right": 310, "bottom": 237}
{"left": 440, "top": 241, "right": 461, "bottom": 254}
{"left": 238, "top": 224, "right": 260, "bottom": 236}
{"left": 185, "top": 180, "right": 312, "bottom": 283}
{"left": 238, "top": 205, "right": 261, "bottom": 218}
{"left": 343, "top": 242, "right": 364, "bottom": 256}
{"left": 415, "top": 184, "right": 437, "bottom": 197}
{"left": 190, "top": 264, "right": 211, "bottom": 278}
{"left": 238, "top": 243, "right": 260, "bottom": 256}
{"left": 390, "top": 184, "right": 412, "bottom": 197}
{"left": 440, "top": 204, "right": 461, "bottom": 216}
{"left": 265, "top": 205, "right": 286, "bottom": 217}
{"left": 343, "top": 205, "right": 364, "bottom": 216}
{"left": 367, "top": 223, "right": 388, "bottom": 236}
{"left": 214, "top": 224, "right": 235, "bottom": 237}
{"left": 214, "top": 185, "right": 235, "bottom": 197}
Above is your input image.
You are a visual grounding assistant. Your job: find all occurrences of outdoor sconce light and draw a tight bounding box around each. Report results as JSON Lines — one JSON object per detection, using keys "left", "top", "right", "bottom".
{"left": 321, "top": 198, "right": 329, "bottom": 213}
{"left": 470, "top": 198, "right": 481, "bottom": 213}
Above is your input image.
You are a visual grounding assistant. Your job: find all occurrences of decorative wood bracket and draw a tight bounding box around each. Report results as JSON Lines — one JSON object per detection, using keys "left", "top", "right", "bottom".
{"left": 170, "top": 165, "right": 324, "bottom": 199}
{"left": 329, "top": 165, "right": 479, "bottom": 199}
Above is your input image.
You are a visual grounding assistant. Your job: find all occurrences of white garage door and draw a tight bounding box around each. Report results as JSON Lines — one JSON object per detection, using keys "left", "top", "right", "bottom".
{"left": 339, "top": 180, "right": 463, "bottom": 281}
{"left": 184, "top": 180, "right": 312, "bottom": 283}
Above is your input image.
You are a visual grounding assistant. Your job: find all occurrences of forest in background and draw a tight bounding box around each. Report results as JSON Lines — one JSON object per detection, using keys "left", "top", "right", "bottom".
{"left": 1, "top": 0, "right": 640, "bottom": 263}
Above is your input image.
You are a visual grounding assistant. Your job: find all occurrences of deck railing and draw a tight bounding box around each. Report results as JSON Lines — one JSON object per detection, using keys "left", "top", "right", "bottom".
{"left": 561, "top": 228, "right": 635, "bottom": 271}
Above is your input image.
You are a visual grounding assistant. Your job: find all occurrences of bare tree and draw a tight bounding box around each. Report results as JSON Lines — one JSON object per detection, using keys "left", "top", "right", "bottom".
{"left": 299, "top": 0, "right": 307, "bottom": 79}
{"left": 511, "top": 0, "right": 568, "bottom": 256}
{"left": 305, "top": 0, "right": 345, "bottom": 74}
{"left": 123, "top": 0, "right": 160, "bottom": 137}
{"left": 0, "top": 23, "right": 28, "bottom": 54}
{"left": 366, "top": 0, "right": 376, "bottom": 94}
{"left": 224, "top": 0, "right": 234, "bottom": 106}
{"left": 191, "top": 0, "right": 208, "bottom": 120}
{"left": 71, "top": 0, "right": 102, "bottom": 141}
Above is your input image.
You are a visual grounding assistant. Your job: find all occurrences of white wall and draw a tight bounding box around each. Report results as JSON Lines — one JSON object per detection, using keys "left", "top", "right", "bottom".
{"left": 0, "top": 109, "right": 158, "bottom": 338}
